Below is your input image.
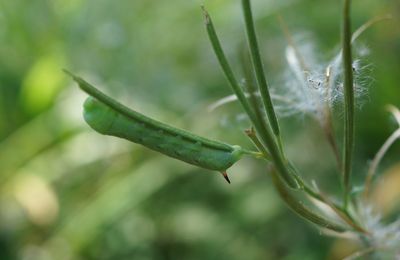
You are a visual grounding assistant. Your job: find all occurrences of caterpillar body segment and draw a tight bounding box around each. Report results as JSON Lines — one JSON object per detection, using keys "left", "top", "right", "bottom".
{"left": 83, "top": 97, "right": 244, "bottom": 172}
{"left": 65, "top": 70, "right": 246, "bottom": 175}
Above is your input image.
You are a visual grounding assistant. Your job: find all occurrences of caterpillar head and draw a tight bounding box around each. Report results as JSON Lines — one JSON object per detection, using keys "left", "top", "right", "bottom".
{"left": 231, "top": 145, "right": 245, "bottom": 163}
{"left": 83, "top": 97, "right": 118, "bottom": 135}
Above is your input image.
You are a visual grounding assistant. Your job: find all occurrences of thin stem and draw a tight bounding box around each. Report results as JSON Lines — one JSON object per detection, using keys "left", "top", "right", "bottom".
{"left": 387, "top": 105, "right": 400, "bottom": 125}
{"left": 240, "top": 45, "right": 275, "bottom": 160}
{"left": 278, "top": 16, "right": 341, "bottom": 169}
{"left": 277, "top": 14, "right": 309, "bottom": 73}
{"left": 342, "top": 0, "right": 355, "bottom": 208}
{"left": 351, "top": 15, "right": 392, "bottom": 43}
{"left": 242, "top": 149, "right": 269, "bottom": 160}
{"left": 241, "top": 0, "right": 281, "bottom": 139}
{"left": 270, "top": 169, "right": 346, "bottom": 233}
{"left": 245, "top": 127, "right": 271, "bottom": 159}
{"left": 323, "top": 15, "right": 392, "bottom": 174}
{"left": 323, "top": 116, "right": 342, "bottom": 169}
{"left": 240, "top": 45, "right": 266, "bottom": 128}
{"left": 202, "top": 7, "right": 299, "bottom": 189}
{"left": 326, "top": 13, "right": 392, "bottom": 177}
{"left": 364, "top": 128, "right": 400, "bottom": 198}
{"left": 208, "top": 92, "right": 295, "bottom": 112}
{"left": 295, "top": 176, "right": 368, "bottom": 234}
{"left": 343, "top": 246, "right": 388, "bottom": 260}
{"left": 323, "top": 66, "right": 342, "bottom": 169}
{"left": 202, "top": 7, "right": 257, "bottom": 126}
{"left": 328, "top": 14, "right": 392, "bottom": 76}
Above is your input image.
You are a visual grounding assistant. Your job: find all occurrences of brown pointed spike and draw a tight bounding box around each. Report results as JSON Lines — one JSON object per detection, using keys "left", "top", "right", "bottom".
{"left": 221, "top": 171, "right": 231, "bottom": 184}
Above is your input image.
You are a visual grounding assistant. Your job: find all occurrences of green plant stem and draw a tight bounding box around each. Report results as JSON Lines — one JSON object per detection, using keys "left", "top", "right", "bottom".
{"left": 278, "top": 15, "right": 341, "bottom": 168}
{"left": 323, "top": 66, "right": 342, "bottom": 170}
{"left": 241, "top": 0, "right": 281, "bottom": 140}
{"left": 297, "top": 178, "right": 368, "bottom": 234}
{"left": 202, "top": 7, "right": 299, "bottom": 189}
{"left": 240, "top": 46, "right": 269, "bottom": 143}
{"left": 240, "top": 47, "right": 273, "bottom": 161}
{"left": 364, "top": 128, "right": 400, "bottom": 198}
{"left": 245, "top": 128, "right": 368, "bottom": 234}
{"left": 245, "top": 127, "right": 271, "bottom": 159}
{"left": 342, "top": 0, "right": 355, "bottom": 208}
{"left": 270, "top": 169, "right": 346, "bottom": 233}
{"left": 351, "top": 15, "right": 392, "bottom": 43}
{"left": 242, "top": 149, "right": 269, "bottom": 160}
{"left": 277, "top": 14, "right": 309, "bottom": 73}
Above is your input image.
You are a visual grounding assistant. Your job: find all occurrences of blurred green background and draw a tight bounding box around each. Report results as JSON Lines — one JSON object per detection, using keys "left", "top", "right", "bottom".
{"left": 0, "top": 0, "right": 399, "bottom": 259}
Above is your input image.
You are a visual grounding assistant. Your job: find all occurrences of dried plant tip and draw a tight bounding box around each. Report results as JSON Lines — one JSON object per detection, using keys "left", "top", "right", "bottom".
{"left": 201, "top": 5, "right": 211, "bottom": 25}
{"left": 386, "top": 105, "right": 400, "bottom": 126}
{"left": 245, "top": 127, "right": 271, "bottom": 159}
{"left": 364, "top": 107, "right": 400, "bottom": 198}
{"left": 351, "top": 14, "right": 393, "bottom": 43}
{"left": 278, "top": 14, "right": 309, "bottom": 73}
{"left": 244, "top": 127, "right": 255, "bottom": 136}
{"left": 325, "top": 66, "right": 331, "bottom": 79}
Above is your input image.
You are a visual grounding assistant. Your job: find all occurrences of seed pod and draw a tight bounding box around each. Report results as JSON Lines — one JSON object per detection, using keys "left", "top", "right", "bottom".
{"left": 65, "top": 70, "right": 245, "bottom": 176}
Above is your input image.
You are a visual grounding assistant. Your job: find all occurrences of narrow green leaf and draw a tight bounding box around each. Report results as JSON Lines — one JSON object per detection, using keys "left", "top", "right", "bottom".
{"left": 271, "top": 169, "right": 346, "bottom": 233}
{"left": 202, "top": 7, "right": 299, "bottom": 189}
{"left": 342, "top": 0, "right": 354, "bottom": 207}
{"left": 241, "top": 0, "right": 281, "bottom": 139}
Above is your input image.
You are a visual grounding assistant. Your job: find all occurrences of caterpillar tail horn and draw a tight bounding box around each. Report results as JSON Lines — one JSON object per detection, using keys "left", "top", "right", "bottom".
{"left": 221, "top": 171, "right": 231, "bottom": 184}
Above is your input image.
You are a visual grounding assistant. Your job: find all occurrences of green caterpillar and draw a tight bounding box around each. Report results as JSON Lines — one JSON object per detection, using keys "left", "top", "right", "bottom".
{"left": 65, "top": 70, "right": 251, "bottom": 182}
